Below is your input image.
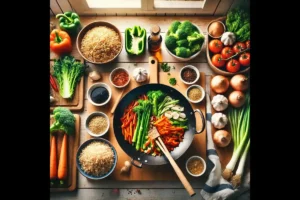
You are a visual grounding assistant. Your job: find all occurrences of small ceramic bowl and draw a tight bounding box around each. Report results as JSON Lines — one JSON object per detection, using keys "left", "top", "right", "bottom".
{"left": 87, "top": 82, "right": 112, "bottom": 106}
{"left": 109, "top": 67, "right": 130, "bottom": 88}
{"left": 85, "top": 112, "right": 110, "bottom": 137}
{"left": 186, "top": 84, "right": 205, "bottom": 104}
{"left": 179, "top": 65, "right": 200, "bottom": 85}
{"left": 185, "top": 155, "right": 206, "bottom": 177}
{"left": 207, "top": 20, "right": 226, "bottom": 39}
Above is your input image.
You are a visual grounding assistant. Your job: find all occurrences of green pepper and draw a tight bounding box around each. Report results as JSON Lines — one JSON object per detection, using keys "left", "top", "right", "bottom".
{"left": 125, "top": 26, "right": 146, "bottom": 55}
{"left": 56, "top": 11, "right": 81, "bottom": 36}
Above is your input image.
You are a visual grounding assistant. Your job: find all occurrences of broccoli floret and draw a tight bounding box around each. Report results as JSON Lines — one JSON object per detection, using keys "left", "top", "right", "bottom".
{"left": 50, "top": 107, "right": 75, "bottom": 135}
{"left": 170, "top": 29, "right": 188, "bottom": 40}
{"left": 168, "top": 21, "right": 181, "bottom": 34}
{"left": 178, "top": 21, "right": 194, "bottom": 35}
{"left": 147, "top": 90, "right": 165, "bottom": 116}
{"left": 187, "top": 32, "right": 205, "bottom": 46}
{"left": 176, "top": 39, "right": 189, "bottom": 48}
{"left": 175, "top": 47, "right": 191, "bottom": 58}
{"left": 190, "top": 44, "right": 201, "bottom": 54}
{"left": 165, "top": 35, "right": 177, "bottom": 50}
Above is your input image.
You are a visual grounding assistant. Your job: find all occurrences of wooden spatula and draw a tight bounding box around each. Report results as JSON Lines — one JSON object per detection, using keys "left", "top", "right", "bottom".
{"left": 148, "top": 127, "right": 196, "bottom": 197}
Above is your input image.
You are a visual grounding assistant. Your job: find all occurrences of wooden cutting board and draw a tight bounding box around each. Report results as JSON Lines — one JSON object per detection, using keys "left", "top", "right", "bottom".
{"left": 85, "top": 69, "right": 207, "bottom": 181}
{"left": 50, "top": 59, "right": 84, "bottom": 111}
{"left": 50, "top": 114, "right": 80, "bottom": 192}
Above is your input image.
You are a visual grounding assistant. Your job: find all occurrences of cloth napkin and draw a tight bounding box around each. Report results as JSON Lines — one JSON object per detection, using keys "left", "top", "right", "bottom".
{"left": 200, "top": 94, "right": 250, "bottom": 200}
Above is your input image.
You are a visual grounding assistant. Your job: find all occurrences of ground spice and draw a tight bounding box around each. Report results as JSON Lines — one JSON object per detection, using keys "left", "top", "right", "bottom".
{"left": 187, "top": 158, "right": 204, "bottom": 175}
{"left": 88, "top": 116, "right": 108, "bottom": 134}
{"left": 182, "top": 68, "right": 197, "bottom": 82}
{"left": 112, "top": 69, "right": 129, "bottom": 86}
{"left": 188, "top": 87, "right": 202, "bottom": 101}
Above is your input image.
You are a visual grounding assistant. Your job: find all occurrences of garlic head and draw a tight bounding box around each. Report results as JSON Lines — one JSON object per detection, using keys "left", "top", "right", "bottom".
{"left": 212, "top": 113, "right": 228, "bottom": 129}
{"left": 132, "top": 67, "right": 148, "bottom": 83}
{"left": 211, "top": 94, "right": 228, "bottom": 111}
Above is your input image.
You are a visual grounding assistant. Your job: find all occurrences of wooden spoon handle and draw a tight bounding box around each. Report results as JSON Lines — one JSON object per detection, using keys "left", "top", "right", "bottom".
{"left": 110, "top": 89, "right": 124, "bottom": 114}
{"left": 156, "top": 138, "right": 195, "bottom": 197}
{"left": 149, "top": 56, "right": 158, "bottom": 84}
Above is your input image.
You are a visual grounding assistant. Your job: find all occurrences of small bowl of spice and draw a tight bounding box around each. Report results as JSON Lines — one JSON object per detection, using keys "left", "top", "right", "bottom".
{"left": 86, "top": 112, "right": 110, "bottom": 137}
{"left": 186, "top": 155, "right": 206, "bottom": 177}
{"left": 179, "top": 65, "right": 200, "bottom": 85}
{"left": 186, "top": 84, "right": 205, "bottom": 103}
{"left": 87, "top": 82, "right": 112, "bottom": 106}
{"left": 109, "top": 67, "right": 130, "bottom": 88}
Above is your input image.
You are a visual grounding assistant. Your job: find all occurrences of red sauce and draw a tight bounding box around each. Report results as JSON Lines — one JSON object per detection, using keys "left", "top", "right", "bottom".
{"left": 112, "top": 69, "right": 129, "bottom": 86}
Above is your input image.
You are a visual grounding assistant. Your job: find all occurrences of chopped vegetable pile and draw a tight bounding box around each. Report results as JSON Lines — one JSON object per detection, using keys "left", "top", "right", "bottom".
{"left": 120, "top": 90, "right": 188, "bottom": 156}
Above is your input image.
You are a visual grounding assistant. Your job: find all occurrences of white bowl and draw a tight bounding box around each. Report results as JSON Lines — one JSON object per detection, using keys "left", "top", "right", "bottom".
{"left": 206, "top": 20, "right": 226, "bottom": 39}
{"left": 85, "top": 112, "right": 110, "bottom": 137}
{"left": 87, "top": 82, "right": 112, "bottom": 106}
{"left": 186, "top": 84, "right": 205, "bottom": 104}
{"left": 165, "top": 23, "right": 205, "bottom": 61}
{"left": 109, "top": 67, "right": 130, "bottom": 88}
{"left": 179, "top": 65, "right": 200, "bottom": 85}
{"left": 185, "top": 155, "right": 206, "bottom": 177}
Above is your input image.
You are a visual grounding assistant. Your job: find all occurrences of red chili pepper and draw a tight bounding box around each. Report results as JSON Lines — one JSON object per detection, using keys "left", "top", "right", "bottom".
{"left": 50, "top": 75, "right": 59, "bottom": 92}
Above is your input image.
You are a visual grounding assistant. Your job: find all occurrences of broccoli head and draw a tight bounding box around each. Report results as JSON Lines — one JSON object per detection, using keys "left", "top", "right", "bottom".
{"left": 50, "top": 107, "right": 75, "bottom": 135}
{"left": 178, "top": 21, "right": 194, "bottom": 35}
{"left": 165, "top": 35, "right": 177, "bottom": 50}
{"left": 168, "top": 21, "right": 181, "bottom": 34}
{"left": 147, "top": 90, "right": 165, "bottom": 116}
{"left": 187, "top": 32, "right": 205, "bottom": 46}
{"left": 176, "top": 39, "right": 189, "bottom": 48}
{"left": 170, "top": 29, "right": 188, "bottom": 40}
{"left": 175, "top": 47, "right": 191, "bottom": 58}
{"left": 190, "top": 44, "right": 201, "bottom": 54}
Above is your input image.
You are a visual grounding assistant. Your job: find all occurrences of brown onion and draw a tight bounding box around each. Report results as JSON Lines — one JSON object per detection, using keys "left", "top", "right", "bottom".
{"left": 211, "top": 75, "right": 229, "bottom": 94}
{"left": 213, "top": 130, "right": 231, "bottom": 147}
{"left": 229, "top": 91, "right": 245, "bottom": 108}
{"left": 230, "top": 74, "right": 249, "bottom": 91}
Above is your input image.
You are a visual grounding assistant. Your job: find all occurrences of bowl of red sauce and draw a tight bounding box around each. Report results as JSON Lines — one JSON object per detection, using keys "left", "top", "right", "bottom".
{"left": 109, "top": 67, "right": 130, "bottom": 88}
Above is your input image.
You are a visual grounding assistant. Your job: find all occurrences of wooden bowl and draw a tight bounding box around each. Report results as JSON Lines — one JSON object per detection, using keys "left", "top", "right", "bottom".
{"left": 206, "top": 17, "right": 250, "bottom": 76}
{"left": 76, "top": 21, "right": 123, "bottom": 64}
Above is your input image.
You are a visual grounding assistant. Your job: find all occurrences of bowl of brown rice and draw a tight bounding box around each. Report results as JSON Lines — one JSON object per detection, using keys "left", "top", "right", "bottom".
{"left": 85, "top": 112, "right": 110, "bottom": 137}
{"left": 76, "top": 21, "right": 123, "bottom": 64}
{"left": 76, "top": 138, "right": 118, "bottom": 180}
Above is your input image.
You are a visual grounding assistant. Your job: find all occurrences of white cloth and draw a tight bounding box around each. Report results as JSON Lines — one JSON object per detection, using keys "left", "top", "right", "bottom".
{"left": 200, "top": 113, "right": 250, "bottom": 200}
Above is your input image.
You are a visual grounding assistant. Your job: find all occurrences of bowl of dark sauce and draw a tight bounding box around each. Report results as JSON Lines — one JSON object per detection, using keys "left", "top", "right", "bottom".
{"left": 87, "top": 82, "right": 112, "bottom": 106}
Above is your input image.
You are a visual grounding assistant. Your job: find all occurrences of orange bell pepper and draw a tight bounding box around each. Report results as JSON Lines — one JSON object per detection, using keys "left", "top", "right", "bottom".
{"left": 50, "top": 29, "right": 72, "bottom": 55}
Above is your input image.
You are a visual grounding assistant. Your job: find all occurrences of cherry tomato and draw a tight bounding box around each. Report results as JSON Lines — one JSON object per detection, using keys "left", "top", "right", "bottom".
{"left": 233, "top": 42, "right": 246, "bottom": 53}
{"left": 239, "top": 52, "right": 250, "bottom": 66}
{"left": 212, "top": 54, "right": 225, "bottom": 68}
{"left": 221, "top": 47, "right": 234, "bottom": 59}
{"left": 245, "top": 40, "right": 250, "bottom": 49}
{"left": 209, "top": 39, "right": 223, "bottom": 54}
{"left": 226, "top": 59, "right": 240, "bottom": 73}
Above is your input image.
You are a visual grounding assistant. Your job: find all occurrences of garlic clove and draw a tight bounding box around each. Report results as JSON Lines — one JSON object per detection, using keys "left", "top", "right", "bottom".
{"left": 89, "top": 71, "right": 101, "bottom": 81}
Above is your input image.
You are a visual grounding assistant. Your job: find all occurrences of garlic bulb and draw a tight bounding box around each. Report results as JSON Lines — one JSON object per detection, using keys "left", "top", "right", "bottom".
{"left": 89, "top": 71, "right": 101, "bottom": 81}
{"left": 212, "top": 113, "right": 228, "bottom": 129}
{"left": 211, "top": 94, "right": 228, "bottom": 111}
{"left": 221, "top": 32, "right": 236, "bottom": 46}
{"left": 132, "top": 67, "right": 148, "bottom": 83}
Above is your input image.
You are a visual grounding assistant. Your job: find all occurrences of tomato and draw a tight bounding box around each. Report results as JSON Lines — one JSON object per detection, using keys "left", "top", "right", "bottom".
{"left": 221, "top": 47, "right": 234, "bottom": 59}
{"left": 245, "top": 40, "right": 250, "bottom": 49}
{"left": 211, "top": 54, "right": 225, "bottom": 68}
{"left": 233, "top": 42, "right": 246, "bottom": 53}
{"left": 209, "top": 39, "right": 223, "bottom": 54}
{"left": 239, "top": 52, "right": 250, "bottom": 66}
{"left": 226, "top": 59, "right": 240, "bottom": 73}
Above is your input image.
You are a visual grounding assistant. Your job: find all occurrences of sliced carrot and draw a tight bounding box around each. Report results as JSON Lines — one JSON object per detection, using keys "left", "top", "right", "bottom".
{"left": 50, "top": 135, "right": 57, "bottom": 180}
{"left": 58, "top": 134, "right": 68, "bottom": 180}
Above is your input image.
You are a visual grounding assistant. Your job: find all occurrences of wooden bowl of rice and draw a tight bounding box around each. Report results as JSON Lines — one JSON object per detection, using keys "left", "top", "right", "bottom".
{"left": 76, "top": 21, "right": 123, "bottom": 64}
{"left": 76, "top": 138, "right": 118, "bottom": 180}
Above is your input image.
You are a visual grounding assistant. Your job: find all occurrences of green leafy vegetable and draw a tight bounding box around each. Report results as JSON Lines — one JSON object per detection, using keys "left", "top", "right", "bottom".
{"left": 161, "top": 62, "right": 171, "bottom": 72}
{"left": 147, "top": 90, "right": 165, "bottom": 116}
{"left": 50, "top": 107, "right": 75, "bottom": 135}
{"left": 53, "top": 55, "right": 85, "bottom": 99}
{"left": 169, "top": 77, "right": 177, "bottom": 86}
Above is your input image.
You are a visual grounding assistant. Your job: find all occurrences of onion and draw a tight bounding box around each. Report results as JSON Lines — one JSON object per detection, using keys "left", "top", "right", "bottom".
{"left": 211, "top": 75, "right": 229, "bottom": 94}
{"left": 213, "top": 130, "right": 231, "bottom": 147}
{"left": 229, "top": 91, "right": 245, "bottom": 108}
{"left": 230, "top": 74, "right": 249, "bottom": 91}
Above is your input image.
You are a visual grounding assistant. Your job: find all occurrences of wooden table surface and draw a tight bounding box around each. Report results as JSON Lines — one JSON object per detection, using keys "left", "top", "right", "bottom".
{"left": 50, "top": 15, "right": 247, "bottom": 200}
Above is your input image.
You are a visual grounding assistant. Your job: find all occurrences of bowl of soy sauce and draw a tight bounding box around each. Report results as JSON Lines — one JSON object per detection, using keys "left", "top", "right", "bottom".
{"left": 87, "top": 82, "right": 112, "bottom": 106}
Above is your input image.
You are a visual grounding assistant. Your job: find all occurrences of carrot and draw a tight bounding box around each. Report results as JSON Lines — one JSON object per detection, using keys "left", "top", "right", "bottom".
{"left": 50, "top": 135, "right": 57, "bottom": 180}
{"left": 58, "top": 134, "right": 68, "bottom": 181}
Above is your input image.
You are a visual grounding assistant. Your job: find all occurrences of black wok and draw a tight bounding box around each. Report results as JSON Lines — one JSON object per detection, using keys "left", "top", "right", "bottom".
{"left": 113, "top": 84, "right": 205, "bottom": 167}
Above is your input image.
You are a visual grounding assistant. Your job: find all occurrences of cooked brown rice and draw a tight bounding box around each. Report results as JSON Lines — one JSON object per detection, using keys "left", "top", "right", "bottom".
{"left": 80, "top": 26, "right": 121, "bottom": 63}
{"left": 79, "top": 141, "right": 115, "bottom": 177}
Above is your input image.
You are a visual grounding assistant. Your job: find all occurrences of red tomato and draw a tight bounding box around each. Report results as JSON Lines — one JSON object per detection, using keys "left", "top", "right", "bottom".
{"left": 221, "top": 47, "right": 234, "bottom": 59}
{"left": 239, "top": 52, "right": 250, "bottom": 66}
{"left": 209, "top": 39, "right": 223, "bottom": 54}
{"left": 233, "top": 42, "right": 246, "bottom": 53}
{"left": 212, "top": 54, "right": 225, "bottom": 68}
{"left": 226, "top": 59, "right": 240, "bottom": 73}
{"left": 245, "top": 40, "right": 250, "bottom": 49}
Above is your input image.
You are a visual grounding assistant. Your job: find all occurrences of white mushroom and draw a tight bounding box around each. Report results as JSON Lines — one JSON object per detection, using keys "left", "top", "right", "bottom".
{"left": 179, "top": 113, "right": 186, "bottom": 118}
{"left": 164, "top": 111, "right": 173, "bottom": 119}
{"left": 172, "top": 112, "right": 180, "bottom": 119}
